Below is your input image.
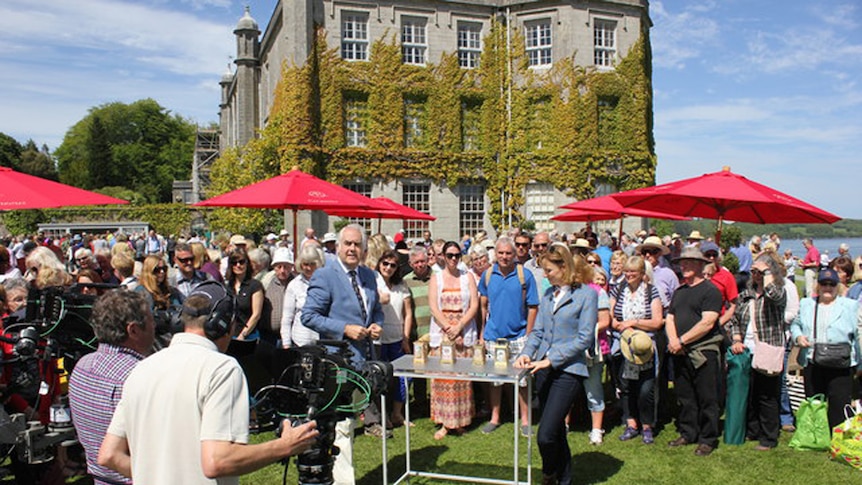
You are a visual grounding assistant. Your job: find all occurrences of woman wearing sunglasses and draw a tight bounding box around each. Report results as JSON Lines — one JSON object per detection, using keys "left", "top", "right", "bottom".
{"left": 137, "top": 255, "right": 182, "bottom": 347}
{"left": 225, "top": 247, "right": 264, "bottom": 341}
{"left": 428, "top": 241, "right": 479, "bottom": 440}
{"left": 791, "top": 268, "right": 862, "bottom": 430}
{"left": 515, "top": 244, "right": 597, "bottom": 485}
{"left": 374, "top": 249, "right": 414, "bottom": 428}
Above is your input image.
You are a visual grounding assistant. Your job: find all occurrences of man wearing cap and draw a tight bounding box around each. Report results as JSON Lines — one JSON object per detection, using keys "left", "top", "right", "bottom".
{"left": 69, "top": 290, "right": 154, "bottom": 485}
{"left": 265, "top": 247, "right": 295, "bottom": 347}
{"left": 301, "top": 223, "right": 384, "bottom": 484}
{"left": 321, "top": 232, "right": 338, "bottom": 263}
{"left": 99, "top": 284, "right": 319, "bottom": 483}
{"left": 570, "top": 238, "right": 592, "bottom": 257}
{"left": 665, "top": 247, "right": 723, "bottom": 456}
{"left": 277, "top": 229, "right": 291, "bottom": 248}
{"left": 636, "top": 236, "right": 679, "bottom": 313}
{"left": 686, "top": 230, "right": 704, "bottom": 248}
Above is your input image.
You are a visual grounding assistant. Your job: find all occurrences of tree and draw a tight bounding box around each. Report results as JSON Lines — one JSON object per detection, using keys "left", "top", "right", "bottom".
{"left": 55, "top": 99, "right": 195, "bottom": 203}
{"left": 0, "top": 133, "right": 23, "bottom": 169}
{"left": 18, "top": 141, "right": 58, "bottom": 180}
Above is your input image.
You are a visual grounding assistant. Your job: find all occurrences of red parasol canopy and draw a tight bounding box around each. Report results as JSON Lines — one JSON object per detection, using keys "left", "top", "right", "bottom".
{"left": 559, "top": 194, "right": 691, "bottom": 221}
{"left": 610, "top": 166, "right": 841, "bottom": 243}
{"left": 193, "top": 167, "right": 382, "bottom": 257}
{"left": 0, "top": 167, "right": 129, "bottom": 210}
{"left": 326, "top": 196, "right": 436, "bottom": 232}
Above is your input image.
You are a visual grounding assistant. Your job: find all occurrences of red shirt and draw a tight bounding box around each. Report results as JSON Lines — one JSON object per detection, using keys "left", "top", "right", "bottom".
{"left": 709, "top": 266, "right": 738, "bottom": 315}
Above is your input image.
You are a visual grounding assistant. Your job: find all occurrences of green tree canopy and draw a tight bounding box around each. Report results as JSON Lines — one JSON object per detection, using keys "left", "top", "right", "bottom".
{"left": 0, "top": 133, "right": 23, "bottom": 170}
{"left": 54, "top": 99, "right": 195, "bottom": 203}
{"left": 18, "top": 140, "right": 58, "bottom": 180}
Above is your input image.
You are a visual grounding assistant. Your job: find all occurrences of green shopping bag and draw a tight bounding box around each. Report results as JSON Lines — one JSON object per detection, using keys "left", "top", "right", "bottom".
{"left": 789, "top": 394, "right": 831, "bottom": 451}
{"left": 724, "top": 348, "right": 751, "bottom": 445}
{"left": 830, "top": 408, "right": 862, "bottom": 470}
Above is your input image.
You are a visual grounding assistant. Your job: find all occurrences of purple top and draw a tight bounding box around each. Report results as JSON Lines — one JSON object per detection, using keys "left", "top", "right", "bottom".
{"left": 69, "top": 343, "right": 145, "bottom": 485}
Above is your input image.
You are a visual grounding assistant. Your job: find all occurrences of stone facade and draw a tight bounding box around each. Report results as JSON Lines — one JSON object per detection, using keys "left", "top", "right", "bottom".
{"left": 218, "top": 0, "right": 652, "bottom": 241}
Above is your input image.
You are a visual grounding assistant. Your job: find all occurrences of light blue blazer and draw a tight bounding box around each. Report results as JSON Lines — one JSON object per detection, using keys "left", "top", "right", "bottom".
{"left": 790, "top": 296, "right": 862, "bottom": 370}
{"left": 520, "top": 283, "right": 597, "bottom": 377}
{"left": 301, "top": 260, "right": 384, "bottom": 364}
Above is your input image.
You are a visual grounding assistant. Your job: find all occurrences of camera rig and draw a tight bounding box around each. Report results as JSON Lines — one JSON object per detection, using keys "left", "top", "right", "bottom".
{"left": 252, "top": 340, "right": 392, "bottom": 485}
{"left": 0, "top": 285, "right": 101, "bottom": 467}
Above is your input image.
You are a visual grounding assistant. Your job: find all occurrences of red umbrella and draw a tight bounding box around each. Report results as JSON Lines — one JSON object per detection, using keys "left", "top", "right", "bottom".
{"left": 611, "top": 166, "right": 841, "bottom": 243}
{"left": 0, "top": 167, "right": 129, "bottom": 209}
{"left": 327, "top": 196, "right": 436, "bottom": 233}
{"left": 193, "top": 167, "right": 382, "bottom": 256}
{"left": 554, "top": 197, "right": 688, "bottom": 241}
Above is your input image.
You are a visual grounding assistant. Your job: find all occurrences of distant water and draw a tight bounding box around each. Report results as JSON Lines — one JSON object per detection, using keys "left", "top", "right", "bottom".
{"left": 772, "top": 237, "right": 862, "bottom": 260}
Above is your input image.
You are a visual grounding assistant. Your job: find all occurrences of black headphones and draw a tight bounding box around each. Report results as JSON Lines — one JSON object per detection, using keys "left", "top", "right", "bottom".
{"left": 182, "top": 281, "right": 235, "bottom": 340}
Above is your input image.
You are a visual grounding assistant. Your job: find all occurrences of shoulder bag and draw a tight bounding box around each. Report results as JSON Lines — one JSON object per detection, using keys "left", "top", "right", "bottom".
{"left": 811, "top": 298, "right": 852, "bottom": 369}
{"left": 750, "top": 299, "right": 784, "bottom": 375}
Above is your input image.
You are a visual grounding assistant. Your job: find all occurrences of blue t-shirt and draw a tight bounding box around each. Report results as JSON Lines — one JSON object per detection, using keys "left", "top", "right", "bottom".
{"left": 478, "top": 264, "right": 539, "bottom": 340}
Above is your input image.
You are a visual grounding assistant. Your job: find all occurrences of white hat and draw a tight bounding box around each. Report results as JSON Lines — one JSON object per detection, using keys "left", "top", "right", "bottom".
{"left": 322, "top": 232, "right": 337, "bottom": 243}
{"left": 229, "top": 234, "right": 246, "bottom": 245}
{"left": 266, "top": 233, "right": 277, "bottom": 241}
{"left": 272, "top": 247, "right": 294, "bottom": 265}
{"left": 279, "top": 229, "right": 290, "bottom": 237}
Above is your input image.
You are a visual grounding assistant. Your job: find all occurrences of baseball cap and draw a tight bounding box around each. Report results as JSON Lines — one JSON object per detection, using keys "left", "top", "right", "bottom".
{"left": 817, "top": 268, "right": 839, "bottom": 285}
{"left": 322, "top": 232, "right": 337, "bottom": 244}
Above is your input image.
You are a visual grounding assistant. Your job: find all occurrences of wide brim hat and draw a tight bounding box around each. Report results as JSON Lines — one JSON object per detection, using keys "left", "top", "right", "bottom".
{"left": 620, "top": 329, "right": 654, "bottom": 365}
{"left": 687, "top": 230, "right": 705, "bottom": 240}
{"left": 229, "top": 234, "right": 247, "bottom": 245}
{"left": 571, "top": 238, "right": 592, "bottom": 249}
{"left": 636, "top": 236, "right": 670, "bottom": 255}
{"left": 322, "top": 232, "right": 337, "bottom": 243}
{"left": 272, "top": 247, "right": 294, "bottom": 265}
{"left": 278, "top": 229, "right": 290, "bottom": 237}
{"left": 672, "top": 246, "right": 710, "bottom": 263}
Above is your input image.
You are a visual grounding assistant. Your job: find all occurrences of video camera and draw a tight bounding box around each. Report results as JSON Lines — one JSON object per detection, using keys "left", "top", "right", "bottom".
{"left": 0, "top": 284, "right": 103, "bottom": 467}
{"left": 252, "top": 340, "right": 392, "bottom": 485}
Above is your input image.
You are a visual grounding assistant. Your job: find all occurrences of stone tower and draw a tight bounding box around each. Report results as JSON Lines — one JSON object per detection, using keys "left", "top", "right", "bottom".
{"left": 233, "top": 6, "right": 260, "bottom": 148}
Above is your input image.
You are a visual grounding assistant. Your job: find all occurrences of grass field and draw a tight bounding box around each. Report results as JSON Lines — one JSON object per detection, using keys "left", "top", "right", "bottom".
{"left": 242, "top": 404, "right": 858, "bottom": 485}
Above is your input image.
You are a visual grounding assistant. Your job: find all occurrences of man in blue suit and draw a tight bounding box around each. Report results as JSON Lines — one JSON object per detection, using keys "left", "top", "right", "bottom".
{"left": 302, "top": 224, "right": 384, "bottom": 485}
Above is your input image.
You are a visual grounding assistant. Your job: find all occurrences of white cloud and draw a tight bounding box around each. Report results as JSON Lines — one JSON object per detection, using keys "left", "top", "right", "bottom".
{"left": 651, "top": 1, "right": 721, "bottom": 70}
{"left": 810, "top": 2, "right": 858, "bottom": 29}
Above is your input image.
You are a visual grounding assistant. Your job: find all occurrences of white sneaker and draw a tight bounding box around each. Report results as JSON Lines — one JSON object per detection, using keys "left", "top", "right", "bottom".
{"left": 589, "top": 428, "right": 604, "bottom": 445}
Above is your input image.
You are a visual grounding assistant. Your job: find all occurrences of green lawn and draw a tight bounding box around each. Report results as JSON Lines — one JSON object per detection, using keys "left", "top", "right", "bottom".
{"left": 242, "top": 415, "right": 858, "bottom": 485}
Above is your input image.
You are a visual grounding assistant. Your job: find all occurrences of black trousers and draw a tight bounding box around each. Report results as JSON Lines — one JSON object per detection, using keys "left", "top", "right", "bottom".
{"left": 536, "top": 369, "right": 585, "bottom": 485}
{"left": 672, "top": 350, "right": 721, "bottom": 447}
{"left": 747, "top": 370, "right": 781, "bottom": 447}
{"left": 804, "top": 363, "right": 856, "bottom": 430}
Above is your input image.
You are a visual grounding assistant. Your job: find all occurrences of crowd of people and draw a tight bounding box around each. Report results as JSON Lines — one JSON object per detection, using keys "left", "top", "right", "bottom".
{"left": 0, "top": 225, "right": 859, "bottom": 485}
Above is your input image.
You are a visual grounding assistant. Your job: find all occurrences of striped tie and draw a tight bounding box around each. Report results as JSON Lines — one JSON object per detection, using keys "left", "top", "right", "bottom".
{"left": 349, "top": 270, "right": 368, "bottom": 323}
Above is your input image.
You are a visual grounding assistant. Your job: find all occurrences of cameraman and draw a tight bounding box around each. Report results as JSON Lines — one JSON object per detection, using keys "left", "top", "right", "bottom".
{"left": 69, "top": 290, "right": 155, "bottom": 485}
{"left": 99, "top": 282, "right": 318, "bottom": 484}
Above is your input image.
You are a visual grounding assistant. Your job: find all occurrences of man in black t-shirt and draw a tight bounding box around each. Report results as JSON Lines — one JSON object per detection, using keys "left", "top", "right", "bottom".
{"left": 665, "top": 247, "right": 723, "bottom": 456}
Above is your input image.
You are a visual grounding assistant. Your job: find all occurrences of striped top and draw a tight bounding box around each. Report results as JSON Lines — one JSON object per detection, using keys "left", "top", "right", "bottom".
{"left": 69, "top": 343, "right": 145, "bottom": 485}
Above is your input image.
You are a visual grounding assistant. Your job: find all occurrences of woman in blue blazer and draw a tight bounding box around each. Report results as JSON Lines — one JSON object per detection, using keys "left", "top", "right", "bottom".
{"left": 790, "top": 268, "right": 862, "bottom": 429}
{"left": 515, "top": 244, "right": 597, "bottom": 485}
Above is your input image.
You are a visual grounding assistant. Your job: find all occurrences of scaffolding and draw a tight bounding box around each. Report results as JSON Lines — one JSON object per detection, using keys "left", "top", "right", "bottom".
{"left": 191, "top": 129, "right": 220, "bottom": 203}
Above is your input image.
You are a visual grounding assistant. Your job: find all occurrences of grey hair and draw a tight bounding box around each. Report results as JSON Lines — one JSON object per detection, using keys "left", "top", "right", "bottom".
{"left": 468, "top": 243, "right": 488, "bottom": 258}
{"left": 409, "top": 245, "right": 428, "bottom": 259}
{"left": 247, "top": 247, "right": 271, "bottom": 268}
{"left": 751, "top": 253, "right": 785, "bottom": 289}
{"left": 74, "top": 247, "right": 93, "bottom": 260}
{"left": 339, "top": 224, "right": 367, "bottom": 250}
{"left": 3, "top": 277, "right": 28, "bottom": 294}
{"left": 495, "top": 236, "right": 515, "bottom": 252}
{"left": 90, "top": 290, "right": 150, "bottom": 345}
{"left": 297, "top": 245, "right": 325, "bottom": 267}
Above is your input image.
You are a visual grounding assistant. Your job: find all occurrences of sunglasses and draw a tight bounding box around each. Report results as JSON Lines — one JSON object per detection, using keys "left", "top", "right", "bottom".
{"left": 379, "top": 261, "right": 398, "bottom": 268}
{"left": 153, "top": 266, "right": 167, "bottom": 274}
{"left": 751, "top": 269, "right": 765, "bottom": 276}
{"left": 514, "top": 242, "right": 530, "bottom": 248}
{"left": 641, "top": 248, "right": 661, "bottom": 255}
{"left": 533, "top": 243, "right": 548, "bottom": 249}
{"left": 231, "top": 259, "right": 248, "bottom": 266}
{"left": 444, "top": 252, "right": 461, "bottom": 259}
{"left": 76, "top": 257, "right": 89, "bottom": 262}
{"left": 704, "top": 252, "right": 719, "bottom": 258}
{"left": 818, "top": 282, "right": 836, "bottom": 287}
{"left": 177, "top": 256, "right": 194, "bottom": 264}
{"left": 586, "top": 259, "right": 599, "bottom": 265}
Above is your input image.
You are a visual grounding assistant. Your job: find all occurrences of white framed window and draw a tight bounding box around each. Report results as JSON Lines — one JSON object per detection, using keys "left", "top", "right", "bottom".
{"left": 343, "top": 182, "right": 373, "bottom": 231}
{"left": 404, "top": 97, "right": 425, "bottom": 148}
{"left": 401, "top": 16, "right": 427, "bottom": 65}
{"left": 402, "top": 183, "right": 430, "bottom": 239}
{"left": 594, "top": 19, "right": 616, "bottom": 68}
{"left": 461, "top": 99, "right": 481, "bottom": 151}
{"left": 341, "top": 12, "right": 369, "bottom": 61}
{"left": 344, "top": 96, "right": 367, "bottom": 147}
{"left": 457, "top": 21, "right": 482, "bottom": 69}
{"left": 525, "top": 182, "right": 555, "bottom": 232}
{"left": 459, "top": 184, "right": 485, "bottom": 238}
{"left": 525, "top": 19, "right": 552, "bottom": 67}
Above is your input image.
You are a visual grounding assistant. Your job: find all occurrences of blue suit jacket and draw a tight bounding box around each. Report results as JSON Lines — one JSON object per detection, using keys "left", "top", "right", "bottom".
{"left": 301, "top": 260, "right": 384, "bottom": 364}
{"left": 520, "top": 284, "right": 597, "bottom": 377}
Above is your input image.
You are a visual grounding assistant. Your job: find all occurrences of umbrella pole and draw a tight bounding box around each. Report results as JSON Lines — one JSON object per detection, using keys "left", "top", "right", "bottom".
{"left": 618, "top": 217, "right": 624, "bottom": 245}
{"left": 293, "top": 209, "right": 298, "bottom": 261}
{"left": 715, "top": 217, "right": 723, "bottom": 246}
{"left": 377, "top": 217, "right": 381, "bottom": 234}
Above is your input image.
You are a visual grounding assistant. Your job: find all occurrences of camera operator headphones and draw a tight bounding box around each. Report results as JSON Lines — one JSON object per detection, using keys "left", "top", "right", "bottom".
{"left": 182, "top": 280, "right": 236, "bottom": 340}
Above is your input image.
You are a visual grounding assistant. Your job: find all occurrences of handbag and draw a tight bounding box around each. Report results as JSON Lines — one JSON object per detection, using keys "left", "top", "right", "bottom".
{"left": 811, "top": 297, "right": 853, "bottom": 369}
{"left": 830, "top": 405, "right": 862, "bottom": 470}
{"left": 789, "top": 393, "right": 832, "bottom": 451}
{"left": 748, "top": 300, "right": 784, "bottom": 375}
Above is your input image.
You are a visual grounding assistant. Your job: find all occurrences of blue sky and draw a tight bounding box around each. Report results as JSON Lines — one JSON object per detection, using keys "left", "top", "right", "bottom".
{"left": 1, "top": 0, "right": 859, "bottom": 218}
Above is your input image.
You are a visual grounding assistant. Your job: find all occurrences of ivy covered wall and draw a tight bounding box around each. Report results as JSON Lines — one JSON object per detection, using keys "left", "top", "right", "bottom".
{"left": 209, "top": 17, "right": 655, "bottom": 233}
